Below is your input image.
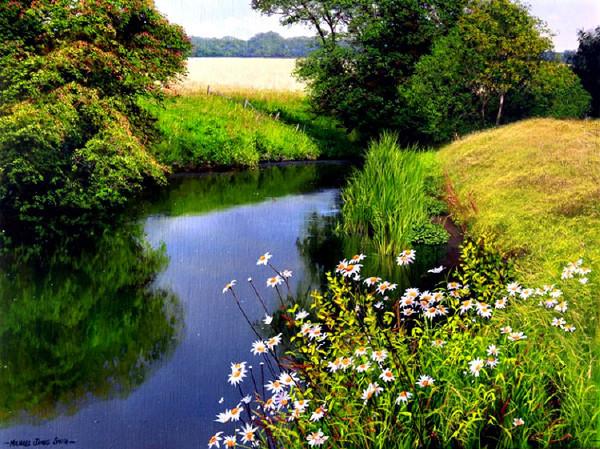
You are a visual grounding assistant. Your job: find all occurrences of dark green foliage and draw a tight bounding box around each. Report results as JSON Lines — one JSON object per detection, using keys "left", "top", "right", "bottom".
{"left": 572, "top": 26, "right": 600, "bottom": 117}
{"left": 402, "top": 0, "right": 552, "bottom": 143}
{"left": 252, "top": 0, "right": 466, "bottom": 140}
{"left": 0, "top": 0, "right": 191, "bottom": 242}
{"left": 191, "top": 32, "right": 318, "bottom": 58}
{"left": 516, "top": 62, "right": 591, "bottom": 119}
{"left": 409, "top": 222, "right": 449, "bottom": 246}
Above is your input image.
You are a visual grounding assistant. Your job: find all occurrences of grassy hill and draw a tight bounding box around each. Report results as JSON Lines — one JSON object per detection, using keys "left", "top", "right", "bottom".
{"left": 439, "top": 118, "right": 600, "bottom": 443}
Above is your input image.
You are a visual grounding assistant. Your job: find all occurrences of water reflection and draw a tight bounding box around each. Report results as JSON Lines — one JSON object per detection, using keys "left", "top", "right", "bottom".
{"left": 0, "top": 224, "right": 182, "bottom": 425}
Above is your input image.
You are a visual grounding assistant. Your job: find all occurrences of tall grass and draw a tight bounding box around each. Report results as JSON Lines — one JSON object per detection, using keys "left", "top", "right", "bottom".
{"left": 142, "top": 93, "right": 321, "bottom": 170}
{"left": 341, "top": 133, "right": 433, "bottom": 254}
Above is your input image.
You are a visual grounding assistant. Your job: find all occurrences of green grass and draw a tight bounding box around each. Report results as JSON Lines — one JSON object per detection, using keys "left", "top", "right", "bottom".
{"left": 143, "top": 90, "right": 358, "bottom": 171}
{"left": 341, "top": 133, "right": 447, "bottom": 255}
{"left": 439, "top": 118, "right": 600, "bottom": 445}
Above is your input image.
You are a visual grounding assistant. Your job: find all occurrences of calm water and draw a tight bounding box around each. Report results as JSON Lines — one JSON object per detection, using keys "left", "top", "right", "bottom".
{"left": 0, "top": 164, "right": 351, "bottom": 448}
{"left": 0, "top": 163, "right": 447, "bottom": 448}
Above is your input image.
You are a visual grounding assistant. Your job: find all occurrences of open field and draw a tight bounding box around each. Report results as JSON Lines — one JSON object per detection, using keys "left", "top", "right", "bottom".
{"left": 176, "top": 58, "right": 305, "bottom": 92}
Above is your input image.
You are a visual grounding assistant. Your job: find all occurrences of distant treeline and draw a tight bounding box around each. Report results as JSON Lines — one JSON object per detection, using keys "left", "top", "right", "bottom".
{"left": 190, "top": 32, "right": 318, "bottom": 58}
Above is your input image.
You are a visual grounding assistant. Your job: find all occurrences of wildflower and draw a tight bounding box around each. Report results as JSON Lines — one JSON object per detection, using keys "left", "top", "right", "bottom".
{"left": 251, "top": 340, "right": 267, "bottom": 356}
{"left": 222, "top": 280, "right": 237, "bottom": 294}
{"left": 310, "top": 405, "right": 327, "bottom": 422}
{"left": 371, "top": 349, "right": 388, "bottom": 363}
{"left": 423, "top": 306, "right": 437, "bottom": 319}
{"left": 400, "top": 297, "right": 416, "bottom": 308}
{"left": 341, "top": 263, "right": 362, "bottom": 278}
{"left": 494, "top": 297, "right": 508, "bottom": 309}
{"left": 279, "top": 372, "right": 298, "bottom": 386}
{"left": 281, "top": 270, "right": 293, "bottom": 279}
{"left": 223, "top": 436, "right": 236, "bottom": 448}
{"left": 307, "top": 429, "right": 329, "bottom": 447}
{"left": 396, "top": 249, "right": 416, "bottom": 265}
{"left": 294, "top": 399, "right": 310, "bottom": 411}
{"left": 288, "top": 407, "right": 302, "bottom": 421}
{"left": 487, "top": 345, "right": 499, "bottom": 356}
{"left": 420, "top": 291, "right": 434, "bottom": 303}
{"left": 257, "top": 252, "right": 272, "bottom": 266}
{"left": 349, "top": 253, "right": 366, "bottom": 264}
{"left": 340, "top": 357, "right": 354, "bottom": 371}
{"left": 379, "top": 368, "right": 396, "bottom": 382}
{"left": 554, "top": 301, "right": 568, "bottom": 313}
{"left": 263, "top": 314, "right": 273, "bottom": 325}
{"left": 405, "top": 288, "right": 421, "bottom": 299}
{"left": 543, "top": 299, "right": 558, "bottom": 308}
{"left": 417, "top": 375, "right": 435, "bottom": 388}
{"left": 549, "top": 289, "right": 563, "bottom": 299}
{"left": 266, "top": 275, "right": 283, "bottom": 288}
{"left": 376, "top": 281, "right": 397, "bottom": 294}
{"left": 500, "top": 326, "right": 513, "bottom": 334}
{"left": 513, "top": 418, "right": 525, "bottom": 427}
{"left": 476, "top": 302, "right": 492, "bottom": 319}
{"left": 431, "top": 339, "right": 446, "bottom": 348}
{"left": 335, "top": 259, "right": 349, "bottom": 273}
{"left": 327, "top": 360, "right": 341, "bottom": 373}
{"left": 265, "top": 379, "right": 285, "bottom": 394}
{"left": 295, "top": 310, "right": 309, "bottom": 321}
{"left": 300, "top": 323, "right": 312, "bottom": 336}
{"left": 562, "top": 324, "right": 576, "bottom": 332}
{"left": 428, "top": 265, "right": 445, "bottom": 274}
{"left": 551, "top": 317, "right": 566, "bottom": 327}
{"left": 579, "top": 277, "right": 589, "bottom": 284}
{"left": 241, "top": 395, "right": 252, "bottom": 404}
{"left": 356, "top": 362, "right": 371, "bottom": 373}
{"left": 507, "top": 332, "right": 527, "bottom": 342}
{"left": 486, "top": 357, "right": 498, "bottom": 368}
{"left": 273, "top": 391, "right": 291, "bottom": 410}
{"left": 364, "top": 276, "right": 382, "bottom": 287}
{"left": 229, "top": 405, "right": 243, "bottom": 421}
{"left": 308, "top": 325, "right": 324, "bottom": 341}
{"left": 436, "top": 304, "right": 448, "bottom": 316}
{"left": 238, "top": 424, "right": 258, "bottom": 444}
{"left": 459, "top": 300, "right": 473, "bottom": 314}
{"left": 215, "top": 410, "right": 231, "bottom": 423}
{"left": 361, "top": 382, "right": 384, "bottom": 403}
{"left": 208, "top": 432, "right": 224, "bottom": 448}
{"left": 468, "top": 358, "right": 485, "bottom": 377}
{"left": 228, "top": 362, "right": 247, "bottom": 386}
{"left": 263, "top": 397, "right": 276, "bottom": 411}
{"left": 402, "top": 308, "right": 416, "bottom": 316}
{"left": 396, "top": 391, "right": 413, "bottom": 404}
{"left": 433, "top": 291, "right": 445, "bottom": 302}
{"left": 506, "top": 282, "right": 521, "bottom": 296}
{"left": 447, "top": 282, "right": 461, "bottom": 290}
{"left": 266, "top": 333, "right": 282, "bottom": 350}
{"left": 519, "top": 288, "right": 534, "bottom": 300}
{"left": 374, "top": 301, "right": 384, "bottom": 309}
{"left": 355, "top": 346, "right": 368, "bottom": 357}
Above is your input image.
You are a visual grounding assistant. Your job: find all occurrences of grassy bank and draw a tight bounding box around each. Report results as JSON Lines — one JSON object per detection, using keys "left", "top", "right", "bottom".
{"left": 145, "top": 90, "right": 358, "bottom": 171}
{"left": 439, "top": 118, "right": 600, "bottom": 444}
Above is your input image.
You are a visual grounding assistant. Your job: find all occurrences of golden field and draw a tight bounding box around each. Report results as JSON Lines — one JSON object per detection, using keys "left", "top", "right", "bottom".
{"left": 175, "top": 57, "right": 305, "bottom": 92}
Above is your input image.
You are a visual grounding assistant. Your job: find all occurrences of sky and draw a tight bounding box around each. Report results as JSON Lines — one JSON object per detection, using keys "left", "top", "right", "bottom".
{"left": 154, "top": 0, "right": 600, "bottom": 51}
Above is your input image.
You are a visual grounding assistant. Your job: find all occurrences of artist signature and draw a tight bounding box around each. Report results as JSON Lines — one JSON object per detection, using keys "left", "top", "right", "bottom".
{"left": 3, "top": 438, "right": 76, "bottom": 447}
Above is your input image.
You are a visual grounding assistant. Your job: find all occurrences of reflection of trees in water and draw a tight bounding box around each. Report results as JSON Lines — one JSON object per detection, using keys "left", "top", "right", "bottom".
{"left": 297, "top": 212, "right": 449, "bottom": 292}
{"left": 0, "top": 224, "right": 182, "bottom": 425}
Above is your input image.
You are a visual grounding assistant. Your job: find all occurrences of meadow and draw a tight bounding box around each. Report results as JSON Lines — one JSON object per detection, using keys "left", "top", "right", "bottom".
{"left": 179, "top": 58, "right": 305, "bottom": 92}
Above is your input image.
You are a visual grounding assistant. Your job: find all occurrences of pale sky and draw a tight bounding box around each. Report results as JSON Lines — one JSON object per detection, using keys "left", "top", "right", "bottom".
{"left": 154, "top": 0, "right": 600, "bottom": 51}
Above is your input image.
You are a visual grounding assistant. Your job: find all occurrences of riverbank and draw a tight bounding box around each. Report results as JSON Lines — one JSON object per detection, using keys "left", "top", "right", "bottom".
{"left": 145, "top": 90, "right": 359, "bottom": 172}
{"left": 439, "top": 118, "right": 600, "bottom": 444}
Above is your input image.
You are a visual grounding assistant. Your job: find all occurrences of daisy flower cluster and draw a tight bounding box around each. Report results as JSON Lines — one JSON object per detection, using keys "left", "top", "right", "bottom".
{"left": 212, "top": 251, "right": 592, "bottom": 448}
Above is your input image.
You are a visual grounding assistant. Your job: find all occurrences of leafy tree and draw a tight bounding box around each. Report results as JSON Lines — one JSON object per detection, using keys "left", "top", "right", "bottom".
{"left": 520, "top": 61, "right": 591, "bottom": 119}
{"left": 0, "top": 0, "right": 190, "bottom": 242}
{"left": 403, "top": 0, "right": 551, "bottom": 142}
{"left": 252, "top": 0, "right": 467, "bottom": 139}
{"left": 572, "top": 26, "right": 600, "bottom": 117}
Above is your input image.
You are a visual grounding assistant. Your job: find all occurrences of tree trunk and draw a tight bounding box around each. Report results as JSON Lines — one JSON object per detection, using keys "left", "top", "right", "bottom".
{"left": 496, "top": 93, "right": 505, "bottom": 126}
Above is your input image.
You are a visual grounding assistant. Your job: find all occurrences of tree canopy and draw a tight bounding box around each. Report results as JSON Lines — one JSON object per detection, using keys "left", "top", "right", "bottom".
{"left": 252, "top": 0, "right": 467, "bottom": 139}
{"left": 191, "top": 32, "right": 318, "bottom": 58}
{"left": 572, "top": 26, "right": 600, "bottom": 117}
{"left": 0, "top": 0, "right": 190, "bottom": 244}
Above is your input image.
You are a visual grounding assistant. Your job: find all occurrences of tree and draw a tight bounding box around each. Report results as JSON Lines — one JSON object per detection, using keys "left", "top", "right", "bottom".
{"left": 0, "top": 0, "right": 190, "bottom": 242}
{"left": 402, "top": 0, "right": 552, "bottom": 142}
{"left": 252, "top": 0, "right": 467, "bottom": 140}
{"left": 572, "top": 27, "right": 600, "bottom": 117}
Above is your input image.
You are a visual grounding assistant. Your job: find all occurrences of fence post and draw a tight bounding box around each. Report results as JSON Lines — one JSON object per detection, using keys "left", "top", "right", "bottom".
{"left": 207, "top": 85, "right": 210, "bottom": 95}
